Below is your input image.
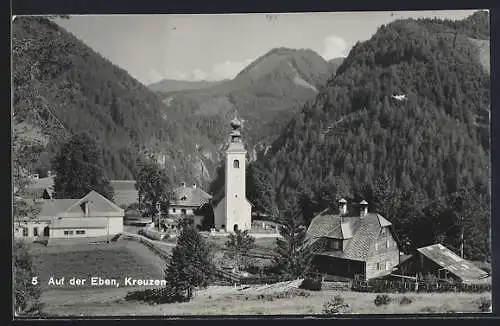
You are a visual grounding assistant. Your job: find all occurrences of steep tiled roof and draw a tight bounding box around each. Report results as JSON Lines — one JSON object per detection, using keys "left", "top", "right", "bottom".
{"left": 39, "top": 199, "right": 79, "bottom": 218}
{"left": 110, "top": 180, "right": 139, "bottom": 207}
{"left": 418, "top": 244, "right": 489, "bottom": 283}
{"left": 38, "top": 191, "right": 123, "bottom": 218}
{"left": 306, "top": 208, "right": 393, "bottom": 261}
{"left": 172, "top": 185, "right": 212, "bottom": 208}
{"left": 71, "top": 191, "right": 123, "bottom": 214}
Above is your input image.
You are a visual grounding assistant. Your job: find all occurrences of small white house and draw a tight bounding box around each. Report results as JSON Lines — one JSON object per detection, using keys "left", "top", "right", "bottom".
{"left": 14, "top": 190, "right": 124, "bottom": 243}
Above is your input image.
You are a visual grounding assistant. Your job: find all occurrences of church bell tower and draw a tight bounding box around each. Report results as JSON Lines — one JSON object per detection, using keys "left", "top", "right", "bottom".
{"left": 214, "top": 113, "right": 252, "bottom": 232}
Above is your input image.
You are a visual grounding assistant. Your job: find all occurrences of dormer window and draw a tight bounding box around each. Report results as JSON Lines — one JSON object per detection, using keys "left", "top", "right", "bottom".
{"left": 329, "top": 239, "right": 341, "bottom": 250}
{"left": 233, "top": 160, "right": 240, "bottom": 168}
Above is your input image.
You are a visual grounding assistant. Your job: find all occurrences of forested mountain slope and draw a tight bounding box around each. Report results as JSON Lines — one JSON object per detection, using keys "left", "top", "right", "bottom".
{"left": 266, "top": 11, "right": 491, "bottom": 260}
{"left": 12, "top": 16, "right": 217, "bottom": 186}
{"left": 156, "top": 48, "right": 344, "bottom": 160}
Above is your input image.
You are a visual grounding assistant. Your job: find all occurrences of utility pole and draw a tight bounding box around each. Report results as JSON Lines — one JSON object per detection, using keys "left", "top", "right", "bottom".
{"left": 459, "top": 213, "right": 464, "bottom": 258}
{"left": 156, "top": 201, "right": 161, "bottom": 232}
{"left": 107, "top": 216, "right": 110, "bottom": 244}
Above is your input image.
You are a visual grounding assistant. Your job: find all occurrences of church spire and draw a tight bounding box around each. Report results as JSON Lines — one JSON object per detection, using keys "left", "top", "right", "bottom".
{"left": 227, "top": 111, "right": 245, "bottom": 151}
{"left": 229, "top": 111, "right": 242, "bottom": 143}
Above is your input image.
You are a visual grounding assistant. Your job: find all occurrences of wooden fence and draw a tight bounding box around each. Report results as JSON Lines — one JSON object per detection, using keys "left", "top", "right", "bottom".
{"left": 352, "top": 278, "right": 492, "bottom": 293}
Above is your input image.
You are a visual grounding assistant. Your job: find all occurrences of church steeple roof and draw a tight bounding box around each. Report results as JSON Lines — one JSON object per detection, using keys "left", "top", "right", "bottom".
{"left": 230, "top": 113, "right": 242, "bottom": 130}
{"left": 227, "top": 111, "right": 246, "bottom": 152}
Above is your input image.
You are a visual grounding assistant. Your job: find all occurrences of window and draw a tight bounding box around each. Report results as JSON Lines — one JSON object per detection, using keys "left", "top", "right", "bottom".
{"left": 172, "top": 208, "right": 176, "bottom": 213}
{"left": 64, "top": 230, "right": 74, "bottom": 236}
{"left": 386, "top": 239, "right": 390, "bottom": 248}
{"left": 331, "top": 240, "right": 340, "bottom": 250}
{"left": 76, "top": 230, "right": 86, "bottom": 235}
{"left": 375, "top": 242, "right": 379, "bottom": 251}
{"left": 181, "top": 196, "right": 187, "bottom": 201}
{"left": 22, "top": 227, "right": 28, "bottom": 237}
{"left": 385, "top": 261, "right": 390, "bottom": 270}
{"left": 181, "top": 209, "right": 186, "bottom": 215}
{"left": 233, "top": 159, "right": 240, "bottom": 168}
{"left": 33, "top": 227, "right": 38, "bottom": 237}
{"left": 376, "top": 263, "right": 381, "bottom": 270}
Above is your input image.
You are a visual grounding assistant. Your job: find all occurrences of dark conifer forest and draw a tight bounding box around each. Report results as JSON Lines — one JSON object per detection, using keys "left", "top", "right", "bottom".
{"left": 264, "top": 11, "right": 491, "bottom": 261}
{"left": 12, "top": 16, "right": 217, "bottom": 184}
{"left": 11, "top": 11, "right": 491, "bottom": 261}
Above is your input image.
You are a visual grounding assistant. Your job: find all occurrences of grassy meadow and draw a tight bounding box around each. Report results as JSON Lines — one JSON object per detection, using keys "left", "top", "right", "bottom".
{"left": 29, "top": 240, "right": 167, "bottom": 290}
{"left": 39, "top": 286, "right": 491, "bottom": 316}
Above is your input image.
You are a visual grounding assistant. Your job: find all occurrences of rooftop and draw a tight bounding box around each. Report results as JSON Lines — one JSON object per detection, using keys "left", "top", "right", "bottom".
{"left": 417, "top": 244, "right": 489, "bottom": 283}
{"left": 172, "top": 184, "right": 212, "bottom": 208}
{"left": 305, "top": 208, "right": 393, "bottom": 261}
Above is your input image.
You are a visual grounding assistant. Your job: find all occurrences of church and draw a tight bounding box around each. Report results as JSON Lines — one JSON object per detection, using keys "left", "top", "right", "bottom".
{"left": 213, "top": 115, "right": 252, "bottom": 232}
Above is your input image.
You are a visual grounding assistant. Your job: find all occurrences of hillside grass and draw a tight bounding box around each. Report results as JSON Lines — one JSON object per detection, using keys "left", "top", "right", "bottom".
{"left": 39, "top": 286, "right": 491, "bottom": 316}
{"left": 29, "top": 241, "right": 166, "bottom": 290}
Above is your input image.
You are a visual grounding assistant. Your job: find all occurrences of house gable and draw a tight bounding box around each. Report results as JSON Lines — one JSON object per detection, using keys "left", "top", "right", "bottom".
{"left": 63, "top": 191, "right": 124, "bottom": 217}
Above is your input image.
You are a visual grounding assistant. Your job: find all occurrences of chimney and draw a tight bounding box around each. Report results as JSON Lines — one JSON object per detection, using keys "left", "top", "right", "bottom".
{"left": 338, "top": 198, "right": 347, "bottom": 215}
{"left": 360, "top": 200, "right": 368, "bottom": 218}
{"left": 83, "top": 201, "right": 89, "bottom": 217}
{"left": 181, "top": 182, "right": 186, "bottom": 188}
{"left": 192, "top": 183, "right": 197, "bottom": 189}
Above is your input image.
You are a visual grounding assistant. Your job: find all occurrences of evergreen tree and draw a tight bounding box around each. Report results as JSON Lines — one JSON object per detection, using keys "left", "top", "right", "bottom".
{"left": 164, "top": 226, "right": 214, "bottom": 300}
{"left": 246, "top": 161, "right": 278, "bottom": 217}
{"left": 52, "top": 133, "right": 114, "bottom": 200}
{"left": 273, "top": 201, "right": 313, "bottom": 278}
{"left": 14, "top": 241, "right": 42, "bottom": 315}
{"left": 225, "top": 229, "right": 255, "bottom": 272}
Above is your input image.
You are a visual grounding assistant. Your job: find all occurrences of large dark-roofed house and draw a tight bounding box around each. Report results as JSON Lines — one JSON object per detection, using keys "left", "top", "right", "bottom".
{"left": 303, "top": 199, "right": 401, "bottom": 281}
{"left": 168, "top": 182, "right": 212, "bottom": 228}
{"left": 396, "top": 243, "right": 490, "bottom": 284}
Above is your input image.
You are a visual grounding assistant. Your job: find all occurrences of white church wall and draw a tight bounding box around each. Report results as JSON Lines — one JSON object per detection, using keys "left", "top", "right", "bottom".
{"left": 214, "top": 198, "right": 226, "bottom": 230}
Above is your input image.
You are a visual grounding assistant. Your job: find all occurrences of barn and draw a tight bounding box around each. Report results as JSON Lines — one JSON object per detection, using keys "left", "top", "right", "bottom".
{"left": 396, "top": 243, "right": 490, "bottom": 284}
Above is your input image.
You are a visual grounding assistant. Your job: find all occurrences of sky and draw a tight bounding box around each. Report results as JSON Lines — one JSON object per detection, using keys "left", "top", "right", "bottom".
{"left": 54, "top": 10, "right": 480, "bottom": 85}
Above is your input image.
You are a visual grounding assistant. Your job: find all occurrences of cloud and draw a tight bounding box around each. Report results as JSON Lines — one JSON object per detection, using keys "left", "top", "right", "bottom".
{"left": 159, "top": 58, "right": 255, "bottom": 82}
{"left": 321, "top": 35, "right": 349, "bottom": 60}
{"left": 192, "top": 69, "right": 209, "bottom": 81}
{"left": 147, "top": 69, "right": 165, "bottom": 84}
{"left": 209, "top": 59, "right": 254, "bottom": 80}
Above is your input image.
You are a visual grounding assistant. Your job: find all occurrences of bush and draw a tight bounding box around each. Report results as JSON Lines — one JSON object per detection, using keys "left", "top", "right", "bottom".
{"left": 399, "top": 296, "right": 413, "bottom": 305}
{"left": 322, "top": 295, "right": 350, "bottom": 315}
{"left": 477, "top": 296, "right": 492, "bottom": 312}
{"left": 374, "top": 294, "right": 392, "bottom": 306}
{"left": 299, "top": 278, "right": 322, "bottom": 291}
